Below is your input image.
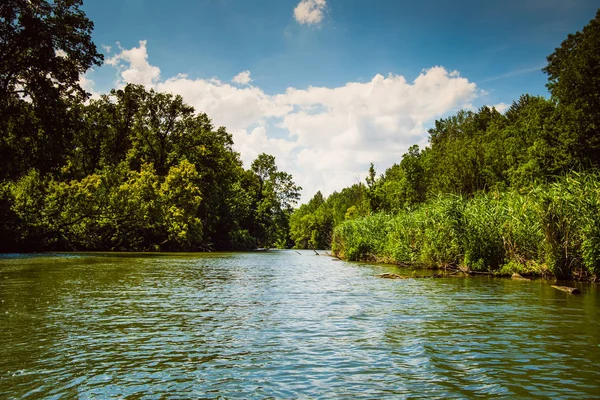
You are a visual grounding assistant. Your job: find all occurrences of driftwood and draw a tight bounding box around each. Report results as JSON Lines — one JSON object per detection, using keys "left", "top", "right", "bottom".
{"left": 551, "top": 285, "right": 581, "bottom": 294}
{"left": 374, "top": 273, "right": 409, "bottom": 279}
{"left": 375, "top": 270, "right": 471, "bottom": 279}
{"left": 456, "top": 266, "right": 493, "bottom": 276}
{"left": 511, "top": 273, "right": 531, "bottom": 281}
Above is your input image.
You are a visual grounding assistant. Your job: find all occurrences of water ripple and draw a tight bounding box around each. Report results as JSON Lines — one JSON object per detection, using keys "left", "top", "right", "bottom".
{"left": 1, "top": 250, "right": 599, "bottom": 398}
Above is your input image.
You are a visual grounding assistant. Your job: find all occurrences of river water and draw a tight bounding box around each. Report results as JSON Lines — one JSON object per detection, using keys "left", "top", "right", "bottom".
{"left": 1, "top": 251, "right": 599, "bottom": 398}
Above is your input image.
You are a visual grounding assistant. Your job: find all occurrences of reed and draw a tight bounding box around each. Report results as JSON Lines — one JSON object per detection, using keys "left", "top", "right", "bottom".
{"left": 332, "top": 174, "right": 600, "bottom": 280}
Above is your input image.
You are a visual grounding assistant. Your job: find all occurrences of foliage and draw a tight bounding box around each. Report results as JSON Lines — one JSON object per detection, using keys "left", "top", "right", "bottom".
{"left": 0, "top": 0, "right": 103, "bottom": 180}
{"left": 251, "top": 153, "right": 301, "bottom": 249}
{"left": 544, "top": 9, "right": 600, "bottom": 169}
{"left": 290, "top": 184, "right": 369, "bottom": 249}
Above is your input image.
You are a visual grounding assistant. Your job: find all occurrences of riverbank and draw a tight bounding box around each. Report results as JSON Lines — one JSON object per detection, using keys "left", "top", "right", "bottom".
{"left": 331, "top": 174, "right": 600, "bottom": 282}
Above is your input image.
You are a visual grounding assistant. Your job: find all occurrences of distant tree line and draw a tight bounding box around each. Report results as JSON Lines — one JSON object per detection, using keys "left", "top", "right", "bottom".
{"left": 0, "top": 0, "right": 300, "bottom": 251}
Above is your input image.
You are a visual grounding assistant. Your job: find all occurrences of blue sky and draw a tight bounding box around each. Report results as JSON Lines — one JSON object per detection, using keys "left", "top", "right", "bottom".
{"left": 80, "top": 0, "right": 600, "bottom": 201}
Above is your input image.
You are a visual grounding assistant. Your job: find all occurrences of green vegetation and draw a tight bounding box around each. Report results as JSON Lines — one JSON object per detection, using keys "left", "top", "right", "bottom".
{"left": 332, "top": 175, "right": 600, "bottom": 280}
{"left": 292, "top": 9, "right": 600, "bottom": 281}
{"left": 0, "top": 0, "right": 300, "bottom": 252}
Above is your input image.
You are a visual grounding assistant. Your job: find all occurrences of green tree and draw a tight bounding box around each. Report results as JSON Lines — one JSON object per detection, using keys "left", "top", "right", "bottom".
{"left": 544, "top": 9, "right": 600, "bottom": 168}
{"left": 290, "top": 191, "right": 333, "bottom": 249}
{"left": 251, "top": 153, "right": 301, "bottom": 248}
{"left": 0, "top": 0, "right": 103, "bottom": 179}
{"left": 376, "top": 145, "right": 427, "bottom": 212}
{"left": 159, "top": 160, "right": 203, "bottom": 250}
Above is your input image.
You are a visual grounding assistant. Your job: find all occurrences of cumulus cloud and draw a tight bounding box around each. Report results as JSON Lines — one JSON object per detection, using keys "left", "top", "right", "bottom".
{"left": 273, "top": 69, "right": 478, "bottom": 197}
{"left": 493, "top": 102, "right": 510, "bottom": 113}
{"left": 294, "top": 0, "right": 327, "bottom": 25}
{"left": 79, "top": 73, "right": 101, "bottom": 100}
{"left": 106, "top": 40, "right": 160, "bottom": 86}
{"left": 97, "top": 42, "right": 479, "bottom": 201}
{"left": 232, "top": 70, "right": 252, "bottom": 85}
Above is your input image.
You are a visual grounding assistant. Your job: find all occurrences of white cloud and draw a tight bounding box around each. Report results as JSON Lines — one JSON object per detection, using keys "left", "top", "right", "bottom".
{"left": 232, "top": 70, "right": 252, "bottom": 85}
{"left": 493, "top": 102, "right": 510, "bottom": 113}
{"left": 155, "top": 75, "right": 291, "bottom": 133}
{"left": 294, "top": 0, "right": 327, "bottom": 25}
{"left": 102, "top": 44, "right": 112, "bottom": 53}
{"left": 79, "top": 73, "right": 101, "bottom": 100}
{"left": 97, "top": 42, "right": 479, "bottom": 202}
{"left": 106, "top": 40, "right": 160, "bottom": 86}
{"left": 232, "top": 127, "right": 298, "bottom": 169}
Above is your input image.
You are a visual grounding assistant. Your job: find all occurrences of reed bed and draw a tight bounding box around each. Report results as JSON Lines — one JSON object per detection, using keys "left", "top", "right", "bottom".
{"left": 332, "top": 173, "right": 600, "bottom": 280}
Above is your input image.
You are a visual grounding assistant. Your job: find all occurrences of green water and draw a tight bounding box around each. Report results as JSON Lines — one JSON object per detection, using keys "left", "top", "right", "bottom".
{"left": 1, "top": 251, "right": 599, "bottom": 398}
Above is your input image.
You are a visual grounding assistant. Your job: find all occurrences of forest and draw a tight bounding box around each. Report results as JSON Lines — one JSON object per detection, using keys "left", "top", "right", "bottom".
{"left": 0, "top": 0, "right": 301, "bottom": 252}
{"left": 2, "top": 1, "right": 600, "bottom": 280}
{"left": 290, "top": 9, "right": 600, "bottom": 281}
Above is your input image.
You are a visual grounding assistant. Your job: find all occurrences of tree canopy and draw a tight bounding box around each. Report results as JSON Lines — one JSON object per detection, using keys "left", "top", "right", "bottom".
{"left": 544, "top": 8, "right": 600, "bottom": 168}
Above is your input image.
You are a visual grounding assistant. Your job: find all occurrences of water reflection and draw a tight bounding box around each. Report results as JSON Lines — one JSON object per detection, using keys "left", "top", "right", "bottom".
{"left": 1, "top": 251, "right": 599, "bottom": 398}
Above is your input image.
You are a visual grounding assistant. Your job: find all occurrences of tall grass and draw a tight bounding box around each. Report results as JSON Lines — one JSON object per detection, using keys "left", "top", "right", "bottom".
{"left": 332, "top": 173, "right": 600, "bottom": 280}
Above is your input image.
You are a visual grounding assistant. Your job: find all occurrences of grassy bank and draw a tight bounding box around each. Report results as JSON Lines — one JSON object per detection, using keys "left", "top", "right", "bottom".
{"left": 332, "top": 174, "right": 600, "bottom": 281}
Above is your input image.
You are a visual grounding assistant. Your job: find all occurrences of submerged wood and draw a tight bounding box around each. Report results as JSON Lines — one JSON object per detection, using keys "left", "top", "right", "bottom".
{"left": 375, "top": 272, "right": 454, "bottom": 279}
{"left": 551, "top": 285, "right": 581, "bottom": 294}
{"left": 457, "top": 266, "right": 493, "bottom": 276}
{"left": 375, "top": 273, "right": 409, "bottom": 279}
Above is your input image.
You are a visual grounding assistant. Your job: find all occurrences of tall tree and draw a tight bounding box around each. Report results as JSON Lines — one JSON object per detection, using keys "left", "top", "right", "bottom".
{"left": 0, "top": 0, "right": 103, "bottom": 102}
{"left": 251, "top": 153, "right": 301, "bottom": 248}
{"left": 544, "top": 9, "right": 600, "bottom": 168}
{"left": 0, "top": 0, "right": 103, "bottom": 179}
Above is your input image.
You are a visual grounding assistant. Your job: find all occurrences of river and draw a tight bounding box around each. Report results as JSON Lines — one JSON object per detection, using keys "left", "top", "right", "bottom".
{"left": 1, "top": 251, "right": 599, "bottom": 398}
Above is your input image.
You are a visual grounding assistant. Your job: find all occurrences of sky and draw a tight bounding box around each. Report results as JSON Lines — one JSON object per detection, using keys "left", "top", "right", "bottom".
{"left": 79, "top": 0, "right": 599, "bottom": 202}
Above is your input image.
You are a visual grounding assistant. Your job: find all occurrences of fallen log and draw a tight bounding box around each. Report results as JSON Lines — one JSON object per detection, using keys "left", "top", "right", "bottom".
{"left": 457, "top": 266, "right": 492, "bottom": 275}
{"left": 551, "top": 285, "right": 581, "bottom": 294}
{"left": 374, "top": 273, "right": 409, "bottom": 279}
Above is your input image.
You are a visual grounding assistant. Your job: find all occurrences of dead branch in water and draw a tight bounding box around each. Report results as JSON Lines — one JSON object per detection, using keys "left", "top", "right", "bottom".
{"left": 551, "top": 285, "right": 581, "bottom": 294}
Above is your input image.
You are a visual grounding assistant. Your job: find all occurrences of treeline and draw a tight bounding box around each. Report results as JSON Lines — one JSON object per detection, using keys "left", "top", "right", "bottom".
{"left": 0, "top": 0, "right": 300, "bottom": 252}
{"left": 292, "top": 9, "right": 600, "bottom": 280}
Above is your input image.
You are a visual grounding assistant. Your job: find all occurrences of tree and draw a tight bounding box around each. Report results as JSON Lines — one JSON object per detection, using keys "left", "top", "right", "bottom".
{"left": 0, "top": 0, "right": 103, "bottom": 102}
{"left": 375, "top": 145, "right": 427, "bottom": 212}
{"left": 159, "top": 160, "right": 203, "bottom": 250}
{"left": 251, "top": 153, "right": 301, "bottom": 248}
{"left": 0, "top": 0, "right": 103, "bottom": 179}
{"left": 290, "top": 191, "right": 333, "bottom": 249}
{"left": 544, "top": 9, "right": 600, "bottom": 168}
